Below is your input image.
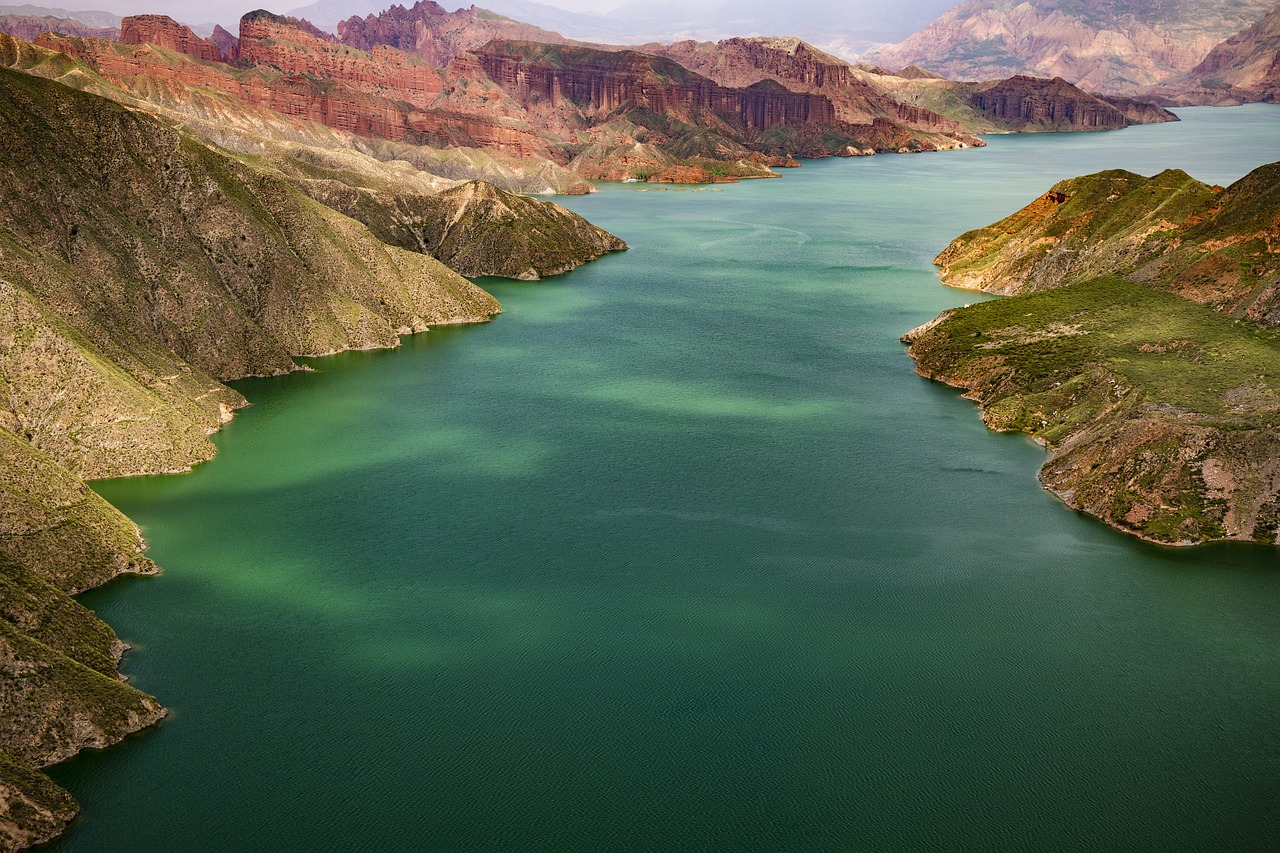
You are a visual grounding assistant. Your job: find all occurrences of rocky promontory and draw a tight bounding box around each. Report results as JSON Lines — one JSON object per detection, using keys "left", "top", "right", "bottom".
{"left": 905, "top": 161, "right": 1280, "bottom": 546}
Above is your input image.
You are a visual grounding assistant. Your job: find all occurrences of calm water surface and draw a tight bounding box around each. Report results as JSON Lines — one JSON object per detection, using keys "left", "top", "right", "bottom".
{"left": 56, "top": 106, "right": 1280, "bottom": 851}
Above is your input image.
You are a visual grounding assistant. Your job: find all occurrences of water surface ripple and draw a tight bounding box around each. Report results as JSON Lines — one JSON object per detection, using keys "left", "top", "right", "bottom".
{"left": 59, "top": 106, "right": 1280, "bottom": 851}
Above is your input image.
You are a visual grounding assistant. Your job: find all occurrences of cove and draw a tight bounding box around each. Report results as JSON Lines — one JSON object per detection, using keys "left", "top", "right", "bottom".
{"left": 54, "top": 106, "right": 1280, "bottom": 851}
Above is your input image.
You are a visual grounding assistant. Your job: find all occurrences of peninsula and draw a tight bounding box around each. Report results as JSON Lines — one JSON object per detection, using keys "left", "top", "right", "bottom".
{"left": 904, "top": 162, "right": 1280, "bottom": 545}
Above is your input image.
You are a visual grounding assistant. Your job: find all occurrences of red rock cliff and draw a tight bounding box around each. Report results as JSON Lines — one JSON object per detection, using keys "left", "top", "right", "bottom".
{"left": 121, "top": 14, "right": 223, "bottom": 62}
{"left": 474, "top": 42, "right": 837, "bottom": 134}
{"left": 970, "top": 75, "right": 1134, "bottom": 129}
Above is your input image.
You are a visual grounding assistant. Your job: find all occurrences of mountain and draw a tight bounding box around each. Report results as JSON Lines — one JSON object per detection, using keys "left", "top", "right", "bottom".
{"left": 1150, "top": 2, "right": 1280, "bottom": 104}
{"left": 0, "top": 4, "right": 119, "bottom": 28}
{"left": 652, "top": 37, "right": 1176, "bottom": 133}
{"left": 291, "top": 0, "right": 961, "bottom": 61}
{"left": 904, "top": 162, "right": 1280, "bottom": 545}
{"left": 0, "top": 10, "right": 115, "bottom": 40}
{"left": 867, "top": 0, "right": 1277, "bottom": 93}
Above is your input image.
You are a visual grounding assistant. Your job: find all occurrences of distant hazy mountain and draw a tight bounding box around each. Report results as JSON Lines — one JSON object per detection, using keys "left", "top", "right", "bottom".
{"left": 286, "top": 0, "right": 957, "bottom": 59}
{"left": 867, "top": 0, "right": 1276, "bottom": 93}
{"left": 0, "top": 3, "right": 118, "bottom": 26}
{"left": 1152, "top": 2, "right": 1280, "bottom": 104}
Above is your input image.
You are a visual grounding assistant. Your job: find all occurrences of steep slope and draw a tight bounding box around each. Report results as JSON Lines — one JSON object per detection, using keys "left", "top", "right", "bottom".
{"left": 1, "top": 31, "right": 623, "bottom": 267}
{"left": 7, "top": 27, "right": 592, "bottom": 195}
{"left": 868, "top": 0, "right": 1275, "bottom": 93}
{"left": 470, "top": 40, "right": 959, "bottom": 176}
{"left": 905, "top": 161, "right": 1280, "bottom": 546}
{"left": 649, "top": 37, "right": 1173, "bottom": 136}
{"left": 277, "top": 159, "right": 627, "bottom": 278}
{"left": 1152, "top": 3, "right": 1280, "bottom": 104}
{"left": 0, "top": 65, "right": 512, "bottom": 847}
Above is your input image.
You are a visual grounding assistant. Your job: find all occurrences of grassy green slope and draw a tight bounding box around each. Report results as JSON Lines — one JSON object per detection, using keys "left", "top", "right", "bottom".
{"left": 934, "top": 164, "right": 1280, "bottom": 324}
{"left": 907, "top": 275, "right": 1280, "bottom": 544}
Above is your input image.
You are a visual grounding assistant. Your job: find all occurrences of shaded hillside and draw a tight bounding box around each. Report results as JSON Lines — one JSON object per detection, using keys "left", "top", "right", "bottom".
{"left": 905, "top": 161, "right": 1280, "bottom": 546}
{"left": 0, "top": 66, "right": 508, "bottom": 846}
{"left": 868, "top": 0, "right": 1275, "bottom": 93}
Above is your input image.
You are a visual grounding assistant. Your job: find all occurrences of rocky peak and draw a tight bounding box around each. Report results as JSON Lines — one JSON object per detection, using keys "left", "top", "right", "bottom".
{"left": 120, "top": 14, "right": 224, "bottom": 62}
{"left": 336, "top": 0, "right": 569, "bottom": 67}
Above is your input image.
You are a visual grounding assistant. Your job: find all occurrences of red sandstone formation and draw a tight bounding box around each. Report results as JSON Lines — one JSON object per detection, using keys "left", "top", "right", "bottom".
{"left": 121, "top": 15, "right": 223, "bottom": 62}
{"left": 474, "top": 41, "right": 838, "bottom": 138}
{"left": 968, "top": 75, "right": 1138, "bottom": 129}
{"left": 210, "top": 24, "right": 237, "bottom": 62}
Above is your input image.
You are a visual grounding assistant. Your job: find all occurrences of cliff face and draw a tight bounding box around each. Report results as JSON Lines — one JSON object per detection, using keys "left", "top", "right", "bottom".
{"left": 20, "top": 28, "right": 567, "bottom": 179}
{"left": 649, "top": 36, "right": 976, "bottom": 139}
{"left": 1152, "top": 4, "right": 1280, "bottom": 104}
{"left": 969, "top": 74, "right": 1145, "bottom": 129}
{"left": 652, "top": 36, "right": 1174, "bottom": 143}
{"left": 475, "top": 41, "right": 838, "bottom": 135}
{"left": 337, "top": 0, "right": 571, "bottom": 68}
{"left": 869, "top": 0, "right": 1275, "bottom": 94}
{"left": 120, "top": 14, "right": 223, "bottom": 62}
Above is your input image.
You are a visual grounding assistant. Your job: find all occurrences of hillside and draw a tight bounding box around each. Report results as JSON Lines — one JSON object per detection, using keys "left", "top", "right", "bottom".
{"left": 0, "top": 65, "right": 506, "bottom": 846}
{"left": 905, "top": 161, "right": 1280, "bottom": 545}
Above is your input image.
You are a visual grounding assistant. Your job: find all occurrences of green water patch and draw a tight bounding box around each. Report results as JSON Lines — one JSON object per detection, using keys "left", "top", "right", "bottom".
{"left": 51, "top": 107, "right": 1280, "bottom": 852}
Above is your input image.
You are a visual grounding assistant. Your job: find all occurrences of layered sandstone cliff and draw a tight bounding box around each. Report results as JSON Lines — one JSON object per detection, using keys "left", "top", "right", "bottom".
{"left": 120, "top": 14, "right": 223, "bottom": 62}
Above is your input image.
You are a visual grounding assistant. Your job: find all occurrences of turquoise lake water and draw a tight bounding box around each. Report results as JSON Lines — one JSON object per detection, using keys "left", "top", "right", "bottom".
{"left": 56, "top": 106, "right": 1280, "bottom": 850}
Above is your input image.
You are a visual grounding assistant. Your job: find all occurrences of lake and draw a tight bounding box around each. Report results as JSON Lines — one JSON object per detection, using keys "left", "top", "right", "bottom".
{"left": 56, "top": 105, "right": 1280, "bottom": 851}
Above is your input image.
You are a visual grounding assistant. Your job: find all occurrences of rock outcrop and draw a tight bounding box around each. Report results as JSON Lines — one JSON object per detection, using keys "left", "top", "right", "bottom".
{"left": 868, "top": 0, "right": 1276, "bottom": 94}
{"left": 969, "top": 74, "right": 1152, "bottom": 129}
{"left": 648, "top": 37, "right": 980, "bottom": 143}
{"left": 906, "top": 161, "right": 1280, "bottom": 545}
{"left": 649, "top": 36, "right": 1173, "bottom": 141}
{"left": 120, "top": 14, "right": 223, "bottom": 62}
